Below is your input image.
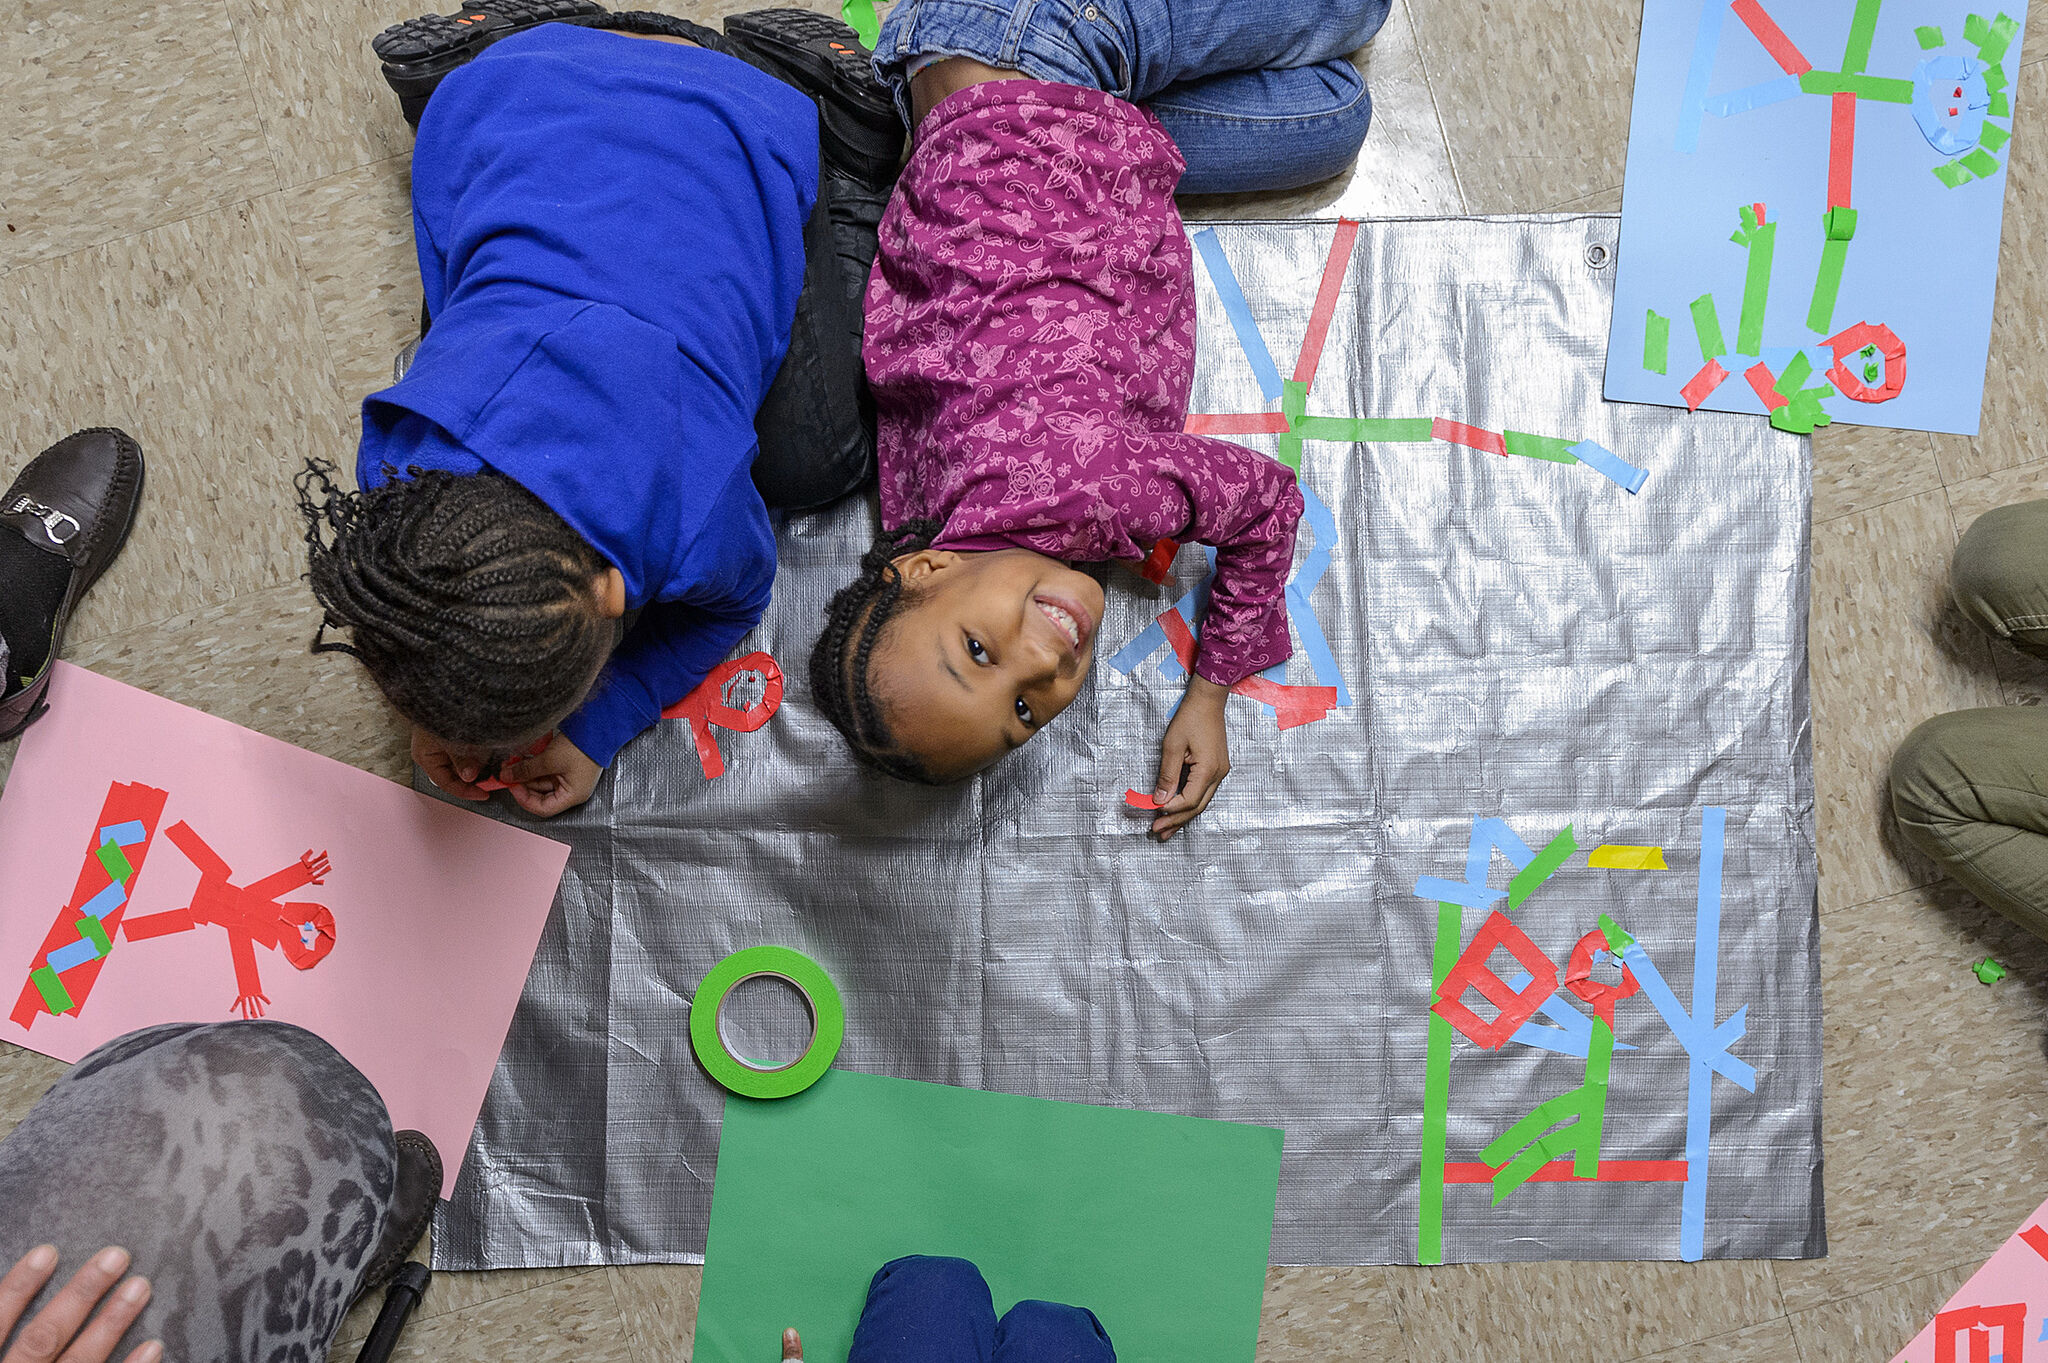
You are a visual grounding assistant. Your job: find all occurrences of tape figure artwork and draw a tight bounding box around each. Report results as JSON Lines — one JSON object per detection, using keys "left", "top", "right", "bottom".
{"left": 1891, "top": 1189, "right": 2048, "bottom": 1359}
{"left": 1607, "top": 0, "right": 2026, "bottom": 434}
{"left": 660, "top": 651, "right": 785, "bottom": 779}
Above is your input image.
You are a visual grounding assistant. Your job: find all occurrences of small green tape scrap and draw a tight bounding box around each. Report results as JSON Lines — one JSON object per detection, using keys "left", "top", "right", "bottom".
{"left": 1980, "top": 11, "right": 2019, "bottom": 64}
{"left": 1965, "top": 13, "right": 1990, "bottom": 46}
{"left": 1770, "top": 386, "right": 1834, "bottom": 435}
{"left": 1776, "top": 352, "right": 1814, "bottom": 395}
{"left": 76, "top": 917, "right": 112, "bottom": 955}
{"left": 31, "top": 966, "right": 72, "bottom": 1014}
{"left": 840, "top": 0, "right": 879, "bottom": 48}
{"left": 1934, "top": 160, "right": 1975, "bottom": 187}
{"left": 1597, "top": 913, "right": 1635, "bottom": 953}
{"left": 1974, "top": 956, "right": 2008, "bottom": 984}
{"left": 1506, "top": 825, "right": 1577, "bottom": 910}
{"left": 1962, "top": 147, "right": 2002, "bottom": 178}
{"left": 1992, "top": 90, "right": 2012, "bottom": 116}
{"left": 1823, "top": 205, "right": 1859, "bottom": 241}
{"left": 1503, "top": 431, "right": 1579, "bottom": 463}
{"left": 1981, "top": 121, "right": 2011, "bottom": 151}
{"left": 95, "top": 840, "right": 134, "bottom": 883}
{"left": 1690, "top": 293, "right": 1726, "bottom": 359}
{"left": 1295, "top": 416, "right": 1435, "bottom": 442}
{"left": 1644, "top": 310, "right": 1670, "bottom": 374}
{"left": 1986, "top": 63, "right": 2009, "bottom": 93}
{"left": 1281, "top": 379, "right": 1307, "bottom": 424}
{"left": 1916, "top": 24, "right": 1945, "bottom": 47}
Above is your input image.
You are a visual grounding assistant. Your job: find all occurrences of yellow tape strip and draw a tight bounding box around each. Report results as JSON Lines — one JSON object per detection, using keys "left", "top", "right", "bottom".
{"left": 1588, "top": 844, "right": 1669, "bottom": 870}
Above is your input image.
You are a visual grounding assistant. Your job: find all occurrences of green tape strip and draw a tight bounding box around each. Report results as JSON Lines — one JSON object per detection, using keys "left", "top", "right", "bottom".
{"left": 1986, "top": 63, "right": 2009, "bottom": 93}
{"left": 1294, "top": 416, "right": 1436, "bottom": 442}
{"left": 1281, "top": 379, "right": 1307, "bottom": 424}
{"left": 1777, "top": 351, "right": 1814, "bottom": 395}
{"left": 841, "top": 0, "right": 879, "bottom": 48}
{"left": 1982, "top": 121, "right": 2011, "bottom": 151}
{"left": 31, "top": 966, "right": 72, "bottom": 1014}
{"left": 1503, "top": 431, "right": 1579, "bottom": 463}
{"left": 1807, "top": 236, "right": 1851, "bottom": 333}
{"left": 1736, "top": 220, "right": 1776, "bottom": 356}
{"left": 96, "top": 840, "right": 133, "bottom": 883}
{"left": 1598, "top": 913, "right": 1635, "bottom": 954}
{"left": 1770, "top": 387, "right": 1834, "bottom": 434}
{"left": 76, "top": 917, "right": 112, "bottom": 955}
{"left": 1643, "top": 309, "right": 1670, "bottom": 374}
{"left": 1824, "top": 205, "right": 1859, "bottom": 241}
{"left": 1916, "top": 24, "right": 1946, "bottom": 47}
{"left": 1800, "top": 70, "right": 1915, "bottom": 102}
{"left": 1963, "top": 147, "right": 2002, "bottom": 178}
{"left": 1418, "top": 901, "right": 1460, "bottom": 1265}
{"left": 1690, "top": 293, "right": 1726, "bottom": 360}
{"left": 1275, "top": 431, "right": 1303, "bottom": 476}
{"left": 1991, "top": 91, "right": 2012, "bottom": 117}
{"left": 1842, "top": 0, "right": 1883, "bottom": 73}
{"left": 1506, "top": 825, "right": 1577, "bottom": 910}
{"left": 1981, "top": 11, "right": 2019, "bottom": 64}
{"left": 1934, "top": 159, "right": 1976, "bottom": 187}
{"left": 1966, "top": 13, "right": 1991, "bottom": 45}
{"left": 1576, "top": 1019, "right": 1615, "bottom": 1178}
{"left": 688, "top": 946, "right": 845, "bottom": 1100}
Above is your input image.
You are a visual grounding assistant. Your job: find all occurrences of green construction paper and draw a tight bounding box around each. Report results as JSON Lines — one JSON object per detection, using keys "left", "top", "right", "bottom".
{"left": 1643, "top": 309, "right": 1670, "bottom": 375}
{"left": 1934, "top": 159, "right": 1976, "bottom": 187}
{"left": 1281, "top": 378, "right": 1307, "bottom": 424}
{"left": 1980, "top": 11, "right": 2019, "bottom": 64}
{"left": 1916, "top": 24, "right": 1946, "bottom": 47}
{"left": 1974, "top": 956, "right": 2009, "bottom": 984}
{"left": 1824, "top": 205, "right": 1859, "bottom": 242}
{"left": 1276, "top": 431, "right": 1303, "bottom": 476}
{"left": 1798, "top": 70, "right": 1915, "bottom": 102}
{"left": 1986, "top": 62, "right": 2009, "bottom": 93}
{"left": 1966, "top": 12, "right": 1991, "bottom": 45}
{"left": 1807, "top": 236, "right": 1851, "bottom": 334}
{"left": 1506, "top": 825, "right": 1577, "bottom": 911}
{"left": 1503, "top": 430, "right": 1580, "bottom": 463}
{"left": 1963, "top": 146, "right": 2002, "bottom": 179}
{"left": 1842, "top": 0, "right": 1882, "bottom": 72}
{"left": 1736, "top": 219, "right": 1776, "bottom": 356}
{"left": 1689, "top": 293, "right": 1726, "bottom": 360}
{"left": 1418, "top": 901, "right": 1461, "bottom": 1266}
{"left": 1293, "top": 416, "right": 1435, "bottom": 443}
{"left": 695, "top": 1070, "right": 1284, "bottom": 1363}
{"left": 31, "top": 966, "right": 71, "bottom": 1014}
{"left": 1991, "top": 90, "right": 2012, "bottom": 117}
{"left": 95, "top": 840, "right": 133, "bottom": 883}
{"left": 76, "top": 917, "right": 112, "bottom": 955}
{"left": 1981, "top": 121, "right": 2011, "bottom": 151}
{"left": 840, "top": 0, "right": 879, "bottom": 48}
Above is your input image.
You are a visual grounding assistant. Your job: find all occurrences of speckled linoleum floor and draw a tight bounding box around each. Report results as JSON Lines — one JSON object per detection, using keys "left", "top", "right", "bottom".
{"left": 4, "top": 1, "right": 2048, "bottom": 1358}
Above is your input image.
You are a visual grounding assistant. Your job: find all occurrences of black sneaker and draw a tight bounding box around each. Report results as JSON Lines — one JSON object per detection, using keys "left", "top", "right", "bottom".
{"left": 351, "top": 1129, "right": 444, "bottom": 1305}
{"left": 373, "top": 0, "right": 609, "bottom": 127}
{"left": 722, "top": 9, "right": 904, "bottom": 186}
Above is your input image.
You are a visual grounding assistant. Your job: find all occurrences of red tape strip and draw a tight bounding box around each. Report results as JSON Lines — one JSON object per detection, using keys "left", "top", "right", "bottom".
{"left": 1137, "top": 538, "right": 1178, "bottom": 584}
{"left": 1293, "top": 217, "right": 1361, "bottom": 387}
{"left": 1125, "top": 789, "right": 1164, "bottom": 810}
{"left": 660, "top": 652, "right": 786, "bottom": 779}
{"left": 1744, "top": 362, "right": 1791, "bottom": 411}
{"left": 1828, "top": 92, "right": 1857, "bottom": 210}
{"left": 1431, "top": 418, "right": 1508, "bottom": 457}
{"left": 1185, "top": 413, "right": 1291, "bottom": 435}
{"left": 1823, "top": 320, "right": 1907, "bottom": 403}
{"left": 1681, "top": 358, "right": 1731, "bottom": 411}
{"left": 2020, "top": 1224, "right": 2048, "bottom": 1263}
{"left": 1731, "top": 0, "right": 1813, "bottom": 74}
{"left": 1154, "top": 609, "right": 1336, "bottom": 728}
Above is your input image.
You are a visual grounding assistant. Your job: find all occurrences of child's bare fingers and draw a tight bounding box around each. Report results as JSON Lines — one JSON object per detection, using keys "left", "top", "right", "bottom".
{"left": 52, "top": 1276, "right": 150, "bottom": 1363}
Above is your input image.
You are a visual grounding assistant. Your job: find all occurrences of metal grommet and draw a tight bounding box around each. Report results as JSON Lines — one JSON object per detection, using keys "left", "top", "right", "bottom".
{"left": 1083, "top": 3, "right": 1100, "bottom": 17}
{"left": 1586, "top": 241, "right": 1612, "bottom": 270}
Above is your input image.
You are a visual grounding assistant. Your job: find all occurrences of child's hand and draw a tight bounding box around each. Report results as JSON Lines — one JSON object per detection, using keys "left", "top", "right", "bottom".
{"left": 782, "top": 1328, "right": 803, "bottom": 1361}
{"left": 499, "top": 735, "right": 603, "bottom": 818}
{"left": 412, "top": 726, "right": 491, "bottom": 802}
{"left": 1149, "top": 676, "right": 1231, "bottom": 842}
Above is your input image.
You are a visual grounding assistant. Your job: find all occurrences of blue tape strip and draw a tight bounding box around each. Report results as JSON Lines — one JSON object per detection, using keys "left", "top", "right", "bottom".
{"left": 1618, "top": 942, "right": 1753, "bottom": 1089}
{"left": 1703, "top": 73, "right": 1804, "bottom": 115}
{"left": 1504, "top": 971, "right": 1638, "bottom": 1056}
{"left": 99, "top": 821, "right": 147, "bottom": 847}
{"left": 1193, "top": 229, "right": 1284, "bottom": 401}
{"left": 1678, "top": 1, "right": 1728, "bottom": 154}
{"left": 1413, "top": 876, "right": 1507, "bottom": 909}
{"left": 46, "top": 937, "right": 102, "bottom": 973}
{"left": 1684, "top": 806, "right": 1727, "bottom": 1261}
{"left": 1286, "top": 483, "right": 1352, "bottom": 705}
{"left": 1568, "top": 440, "right": 1650, "bottom": 494}
{"left": 78, "top": 880, "right": 126, "bottom": 920}
{"left": 1465, "top": 817, "right": 1536, "bottom": 885}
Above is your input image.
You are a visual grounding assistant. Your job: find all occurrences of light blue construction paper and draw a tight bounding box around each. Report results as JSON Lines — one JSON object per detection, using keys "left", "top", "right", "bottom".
{"left": 1607, "top": 0, "right": 2027, "bottom": 436}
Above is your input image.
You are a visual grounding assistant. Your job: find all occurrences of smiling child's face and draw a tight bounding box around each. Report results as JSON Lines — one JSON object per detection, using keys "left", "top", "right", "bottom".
{"left": 869, "top": 547, "right": 1107, "bottom": 781}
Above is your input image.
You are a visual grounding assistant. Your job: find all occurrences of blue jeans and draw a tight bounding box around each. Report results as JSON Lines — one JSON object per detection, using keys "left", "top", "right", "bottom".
{"left": 849, "top": 1256, "right": 1117, "bottom": 1363}
{"left": 874, "top": 0, "right": 1392, "bottom": 194}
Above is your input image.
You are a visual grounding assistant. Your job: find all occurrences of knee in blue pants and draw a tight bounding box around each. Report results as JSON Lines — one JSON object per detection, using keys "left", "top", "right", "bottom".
{"left": 995, "top": 1299, "right": 1117, "bottom": 1363}
{"left": 850, "top": 1256, "right": 998, "bottom": 1363}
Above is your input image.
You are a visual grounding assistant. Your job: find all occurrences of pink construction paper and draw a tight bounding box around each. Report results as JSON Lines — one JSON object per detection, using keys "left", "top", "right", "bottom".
{"left": 1891, "top": 1190, "right": 2048, "bottom": 1361}
{"left": 0, "top": 663, "right": 569, "bottom": 1197}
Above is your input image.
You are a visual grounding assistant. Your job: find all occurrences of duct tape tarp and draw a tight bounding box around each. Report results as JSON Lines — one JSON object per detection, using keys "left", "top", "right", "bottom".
{"left": 431, "top": 214, "right": 1821, "bottom": 1268}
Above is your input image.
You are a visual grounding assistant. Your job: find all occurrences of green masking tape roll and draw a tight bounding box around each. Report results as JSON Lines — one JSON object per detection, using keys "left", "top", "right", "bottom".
{"left": 690, "top": 946, "right": 844, "bottom": 1099}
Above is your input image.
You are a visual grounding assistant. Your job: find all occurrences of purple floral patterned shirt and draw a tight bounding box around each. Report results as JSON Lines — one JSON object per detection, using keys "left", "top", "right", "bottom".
{"left": 863, "top": 81, "right": 1304, "bottom": 687}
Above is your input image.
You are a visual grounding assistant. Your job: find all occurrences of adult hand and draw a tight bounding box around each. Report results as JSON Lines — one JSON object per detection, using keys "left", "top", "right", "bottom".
{"left": 411, "top": 726, "right": 490, "bottom": 802}
{"left": 1150, "top": 676, "right": 1231, "bottom": 842}
{"left": 781, "top": 1327, "right": 803, "bottom": 1361}
{"left": 499, "top": 734, "right": 603, "bottom": 818}
{"left": 0, "top": 1245, "right": 158, "bottom": 1363}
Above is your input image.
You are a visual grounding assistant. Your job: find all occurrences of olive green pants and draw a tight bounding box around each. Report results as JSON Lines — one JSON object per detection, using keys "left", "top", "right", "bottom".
{"left": 1891, "top": 500, "right": 2048, "bottom": 938}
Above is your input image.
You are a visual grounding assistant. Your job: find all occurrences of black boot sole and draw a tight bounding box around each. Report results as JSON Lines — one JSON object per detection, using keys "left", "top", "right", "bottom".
{"left": 722, "top": 9, "right": 903, "bottom": 184}
{"left": 374, "top": 0, "right": 608, "bottom": 124}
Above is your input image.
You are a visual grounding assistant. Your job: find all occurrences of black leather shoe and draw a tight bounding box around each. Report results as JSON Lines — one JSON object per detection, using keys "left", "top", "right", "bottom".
{"left": 0, "top": 429, "right": 145, "bottom": 742}
{"left": 373, "top": 0, "right": 609, "bottom": 127}
{"left": 353, "top": 1128, "right": 443, "bottom": 1303}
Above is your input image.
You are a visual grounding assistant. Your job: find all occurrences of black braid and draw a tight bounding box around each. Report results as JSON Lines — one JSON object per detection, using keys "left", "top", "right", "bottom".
{"left": 809, "top": 518, "right": 949, "bottom": 784}
{"left": 295, "top": 459, "right": 614, "bottom": 747}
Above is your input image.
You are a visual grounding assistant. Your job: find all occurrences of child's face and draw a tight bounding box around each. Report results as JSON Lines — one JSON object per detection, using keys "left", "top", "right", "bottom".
{"left": 872, "top": 547, "right": 1107, "bottom": 781}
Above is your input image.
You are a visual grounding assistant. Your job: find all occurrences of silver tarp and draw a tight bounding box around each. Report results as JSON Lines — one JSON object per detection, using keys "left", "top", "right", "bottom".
{"left": 431, "top": 214, "right": 1822, "bottom": 1269}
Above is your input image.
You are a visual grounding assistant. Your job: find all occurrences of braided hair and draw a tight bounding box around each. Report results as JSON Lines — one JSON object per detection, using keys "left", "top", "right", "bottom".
{"left": 295, "top": 459, "right": 614, "bottom": 748}
{"left": 809, "top": 518, "right": 949, "bottom": 784}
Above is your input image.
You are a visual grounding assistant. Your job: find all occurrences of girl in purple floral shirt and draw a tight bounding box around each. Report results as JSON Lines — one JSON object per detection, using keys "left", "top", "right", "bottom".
{"left": 811, "top": 0, "right": 1388, "bottom": 841}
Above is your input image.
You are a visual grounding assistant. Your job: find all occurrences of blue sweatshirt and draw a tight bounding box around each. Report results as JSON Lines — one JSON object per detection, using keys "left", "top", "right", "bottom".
{"left": 358, "top": 25, "right": 818, "bottom": 766}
